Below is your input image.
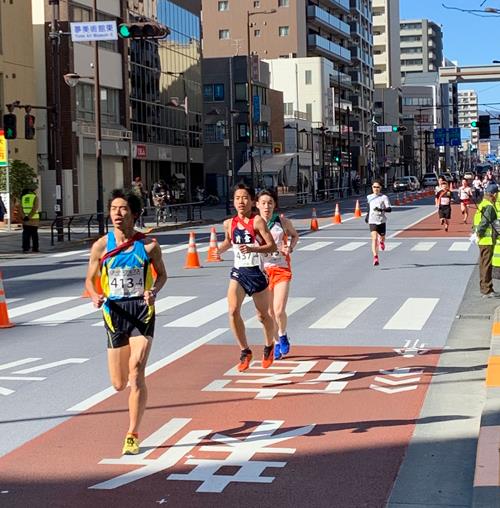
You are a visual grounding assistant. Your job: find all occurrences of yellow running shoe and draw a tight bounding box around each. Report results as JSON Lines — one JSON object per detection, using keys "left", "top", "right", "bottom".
{"left": 122, "top": 434, "right": 140, "bottom": 455}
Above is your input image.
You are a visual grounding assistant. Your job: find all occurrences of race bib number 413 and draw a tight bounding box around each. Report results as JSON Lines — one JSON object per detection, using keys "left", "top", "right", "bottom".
{"left": 108, "top": 267, "right": 144, "bottom": 297}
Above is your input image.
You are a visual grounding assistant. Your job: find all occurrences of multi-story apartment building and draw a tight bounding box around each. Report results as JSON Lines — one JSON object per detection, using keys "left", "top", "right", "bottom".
{"left": 1, "top": 1, "right": 37, "bottom": 218}
{"left": 400, "top": 19, "right": 443, "bottom": 81}
{"left": 201, "top": 0, "right": 371, "bottom": 182}
{"left": 458, "top": 90, "right": 479, "bottom": 147}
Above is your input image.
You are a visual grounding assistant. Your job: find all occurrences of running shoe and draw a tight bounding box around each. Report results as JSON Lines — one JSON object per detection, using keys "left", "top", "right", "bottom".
{"left": 122, "top": 435, "right": 140, "bottom": 455}
{"left": 262, "top": 345, "right": 274, "bottom": 368}
{"left": 379, "top": 240, "right": 385, "bottom": 251}
{"left": 444, "top": 224, "right": 448, "bottom": 232}
{"left": 279, "top": 334, "right": 290, "bottom": 356}
{"left": 373, "top": 255, "right": 379, "bottom": 266}
{"left": 238, "top": 349, "right": 253, "bottom": 372}
{"left": 274, "top": 342, "right": 282, "bottom": 361}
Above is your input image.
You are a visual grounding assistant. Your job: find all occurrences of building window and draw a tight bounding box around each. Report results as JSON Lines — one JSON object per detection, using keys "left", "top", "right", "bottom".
{"left": 278, "top": 0, "right": 289, "bottom": 6}
{"left": 213, "top": 83, "right": 225, "bottom": 101}
{"left": 238, "top": 123, "right": 249, "bottom": 141}
{"left": 305, "top": 103, "right": 312, "bottom": 121}
{"left": 254, "top": 29, "right": 261, "bottom": 37}
{"left": 219, "top": 29, "right": 230, "bottom": 39}
{"left": 76, "top": 83, "right": 120, "bottom": 125}
{"left": 284, "top": 102, "right": 294, "bottom": 116}
{"left": 279, "top": 26, "right": 289, "bottom": 37}
{"left": 253, "top": 0, "right": 260, "bottom": 7}
{"left": 235, "top": 83, "right": 248, "bottom": 101}
{"left": 218, "top": 1, "right": 229, "bottom": 11}
{"left": 305, "top": 70, "right": 312, "bottom": 85}
{"left": 203, "top": 84, "right": 214, "bottom": 101}
{"left": 204, "top": 124, "right": 225, "bottom": 143}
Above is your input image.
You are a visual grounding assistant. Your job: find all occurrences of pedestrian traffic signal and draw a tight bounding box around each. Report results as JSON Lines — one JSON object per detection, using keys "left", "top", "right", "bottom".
{"left": 117, "top": 22, "right": 170, "bottom": 39}
{"left": 3, "top": 113, "right": 16, "bottom": 139}
{"left": 24, "top": 114, "right": 35, "bottom": 140}
{"left": 478, "top": 115, "right": 491, "bottom": 139}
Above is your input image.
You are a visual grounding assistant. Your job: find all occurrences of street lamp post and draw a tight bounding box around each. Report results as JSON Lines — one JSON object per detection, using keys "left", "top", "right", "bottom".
{"left": 284, "top": 122, "right": 301, "bottom": 203}
{"left": 167, "top": 71, "right": 192, "bottom": 220}
{"left": 347, "top": 107, "right": 351, "bottom": 196}
{"left": 246, "top": 9, "right": 276, "bottom": 188}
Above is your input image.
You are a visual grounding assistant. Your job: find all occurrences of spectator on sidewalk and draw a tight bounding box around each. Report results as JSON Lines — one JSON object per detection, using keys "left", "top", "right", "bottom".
{"left": 0, "top": 194, "right": 6, "bottom": 226}
{"left": 19, "top": 188, "right": 40, "bottom": 253}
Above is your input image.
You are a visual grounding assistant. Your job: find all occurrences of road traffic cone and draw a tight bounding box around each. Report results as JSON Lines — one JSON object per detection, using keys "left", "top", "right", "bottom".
{"left": 0, "top": 273, "right": 14, "bottom": 328}
{"left": 354, "top": 200, "right": 362, "bottom": 218}
{"left": 206, "top": 227, "right": 222, "bottom": 262}
{"left": 184, "top": 232, "right": 202, "bottom": 269}
{"left": 310, "top": 208, "right": 319, "bottom": 231}
{"left": 333, "top": 203, "right": 342, "bottom": 224}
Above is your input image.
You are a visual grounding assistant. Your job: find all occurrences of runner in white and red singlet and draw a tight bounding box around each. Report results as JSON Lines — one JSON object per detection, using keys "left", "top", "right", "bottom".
{"left": 457, "top": 178, "right": 473, "bottom": 224}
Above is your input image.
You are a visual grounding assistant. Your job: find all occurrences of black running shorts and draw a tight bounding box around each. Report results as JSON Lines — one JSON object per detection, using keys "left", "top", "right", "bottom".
{"left": 102, "top": 297, "right": 155, "bottom": 348}
{"left": 369, "top": 223, "right": 386, "bottom": 235}
{"left": 230, "top": 266, "right": 268, "bottom": 296}
{"left": 439, "top": 206, "right": 451, "bottom": 220}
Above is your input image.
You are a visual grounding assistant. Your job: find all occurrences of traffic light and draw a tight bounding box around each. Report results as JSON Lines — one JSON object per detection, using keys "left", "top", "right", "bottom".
{"left": 471, "top": 120, "right": 478, "bottom": 128}
{"left": 117, "top": 22, "right": 170, "bottom": 39}
{"left": 478, "top": 115, "right": 491, "bottom": 139}
{"left": 24, "top": 114, "right": 35, "bottom": 140}
{"left": 3, "top": 113, "right": 16, "bottom": 139}
{"left": 333, "top": 150, "right": 341, "bottom": 163}
{"left": 391, "top": 125, "right": 407, "bottom": 133}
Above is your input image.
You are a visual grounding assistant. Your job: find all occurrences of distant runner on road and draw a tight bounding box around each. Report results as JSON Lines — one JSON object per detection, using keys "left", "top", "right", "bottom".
{"left": 457, "top": 178, "right": 473, "bottom": 224}
{"left": 218, "top": 184, "right": 277, "bottom": 372}
{"left": 435, "top": 180, "right": 453, "bottom": 232}
{"left": 366, "top": 179, "right": 391, "bottom": 266}
{"left": 256, "top": 190, "right": 299, "bottom": 360}
{"left": 85, "top": 189, "right": 167, "bottom": 456}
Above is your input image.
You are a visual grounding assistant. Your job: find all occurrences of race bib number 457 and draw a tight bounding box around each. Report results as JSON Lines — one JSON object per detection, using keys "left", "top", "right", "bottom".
{"left": 108, "top": 267, "right": 144, "bottom": 297}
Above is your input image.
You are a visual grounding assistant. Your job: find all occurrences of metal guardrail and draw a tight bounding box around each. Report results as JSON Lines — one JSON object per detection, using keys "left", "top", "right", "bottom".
{"left": 143, "top": 201, "right": 204, "bottom": 226}
{"left": 51, "top": 213, "right": 106, "bottom": 246}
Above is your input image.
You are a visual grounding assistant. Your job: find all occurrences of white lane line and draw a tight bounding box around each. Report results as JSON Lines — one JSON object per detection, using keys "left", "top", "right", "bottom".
{"left": 384, "top": 242, "right": 401, "bottom": 252}
{"left": 164, "top": 297, "right": 239, "bottom": 328}
{"left": 449, "top": 242, "right": 471, "bottom": 252}
{"left": 297, "top": 241, "right": 333, "bottom": 251}
{"left": 0, "top": 358, "right": 41, "bottom": 372}
{"left": 383, "top": 297, "right": 439, "bottom": 330}
{"left": 387, "top": 209, "right": 437, "bottom": 239}
{"left": 8, "top": 297, "right": 80, "bottom": 319}
{"left": 161, "top": 244, "right": 187, "bottom": 254}
{"left": 79, "top": 252, "right": 90, "bottom": 257}
{"left": 92, "top": 296, "right": 197, "bottom": 327}
{"left": 67, "top": 328, "right": 228, "bottom": 412}
{"left": 6, "top": 298, "right": 24, "bottom": 304}
{"left": 246, "top": 297, "right": 315, "bottom": 328}
{"left": 13, "top": 358, "right": 89, "bottom": 374}
{"left": 335, "top": 241, "right": 367, "bottom": 251}
{"left": 411, "top": 241, "right": 436, "bottom": 252}
{"left": 310, "top": 297, "right": 377, "bottom": 329}
{"left": 51, "top": 250, "right": 88, "bottom": 258}
{"left": 26, "top": 302, "right": 98, "bottom": 326}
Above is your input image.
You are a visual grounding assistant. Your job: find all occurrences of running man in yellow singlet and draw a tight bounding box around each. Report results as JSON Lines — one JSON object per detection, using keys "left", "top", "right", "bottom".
{"left": 256, "top": 190, "right": 299, "bottom": 360}
{"left": 85, "top": 189, "right": 167, "bottom": 456}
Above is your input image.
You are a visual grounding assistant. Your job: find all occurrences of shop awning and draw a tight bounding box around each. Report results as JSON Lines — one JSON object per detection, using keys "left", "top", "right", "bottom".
{"left": 238, "top": 153, "right": 295, "bottom": 175}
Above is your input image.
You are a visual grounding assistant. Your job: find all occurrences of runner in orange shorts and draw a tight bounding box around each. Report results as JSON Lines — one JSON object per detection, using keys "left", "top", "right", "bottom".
{"left": 256, "top": 190, "right": 299, "bottom": 360}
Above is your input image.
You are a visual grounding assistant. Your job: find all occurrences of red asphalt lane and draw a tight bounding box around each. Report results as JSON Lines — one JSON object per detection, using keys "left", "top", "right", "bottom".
{"left": 0, "top": 345, "right": 440, "bottom": 508}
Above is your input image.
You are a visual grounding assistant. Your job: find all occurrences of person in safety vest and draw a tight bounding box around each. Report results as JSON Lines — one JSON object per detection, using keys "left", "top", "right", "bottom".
{"left": 473, "top": 182, "right": 499, "bottom": 297}
{"left": 20, "top": 188, "right": 40, "bottom": 253}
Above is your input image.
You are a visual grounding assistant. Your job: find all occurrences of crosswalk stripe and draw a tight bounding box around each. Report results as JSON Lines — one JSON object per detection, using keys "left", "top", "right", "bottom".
{"left": 246, "top": 297, "right": 315, "bottom": 328}
{"left": 92, "top": 296, "right": 197, "bottom": 327}
{"left": 161, "top": 244, "right": 188, "bottom": 254}
{"left": 297, "top": 242, "right": 333, "bottom": 251}
{"left": 411, "top": 242, "right": 436, "bottom": 251}
{"left": 164, "top": 297, "right": 242, "bottom": 328}
{"left": 384, "top": 242, "right": 401, "bottom": 252}
{"left": 6, "top": 298, "right": 23, "bottom": 304}
{"left": 383, "top": 297, "right": 439, "bottom": 330}
{"left": 27, "top": 302, "right": 98, "bottom": 326}
{"left": 335, "top": 242, "right": 367, "bottom": 251}
{"left": 310, "top": 297, "right": 377, "bottom": 329}
{"left": 448, "top": 242, "right": 471, "bottom": 252}
{"left": 52, "top": 250, "right": 88, "bottom": 258}
{"left": 8, "top": 297, "right": 80, "bottom": 319}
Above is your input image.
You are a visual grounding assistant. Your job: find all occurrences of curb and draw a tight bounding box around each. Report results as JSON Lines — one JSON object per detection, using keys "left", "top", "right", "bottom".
{"left": 472, "top": 306, "right": 500, "bottom": 507}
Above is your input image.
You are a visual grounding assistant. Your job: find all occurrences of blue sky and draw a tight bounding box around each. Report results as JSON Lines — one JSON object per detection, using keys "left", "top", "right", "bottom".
{"left": 401, "top": 0, "right": 500, "bottom": 108}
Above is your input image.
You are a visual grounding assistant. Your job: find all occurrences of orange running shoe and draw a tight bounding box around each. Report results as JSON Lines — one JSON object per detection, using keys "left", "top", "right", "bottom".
{"left": 262, "top": 344, "right": 274, "bottom": 368}
{"left": 238, "top": 349, "right": 253, "bottom": 372}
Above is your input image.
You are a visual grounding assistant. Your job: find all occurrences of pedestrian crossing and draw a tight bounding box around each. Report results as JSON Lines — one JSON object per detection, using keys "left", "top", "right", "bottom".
{"left": 51, "top": 239, "right": 475, "bottom": 260}
{"left": 7, "top": 294, "right": 445, "bottom": 332}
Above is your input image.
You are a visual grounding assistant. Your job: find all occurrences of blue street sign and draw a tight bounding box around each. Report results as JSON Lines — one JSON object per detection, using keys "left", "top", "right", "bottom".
{"left": 448, "top": 127, "right": 461, "bottom": 147}
{"left": 434, "top": 128, "right": 447, "bottom": 147}
{"left": 252, "top": 95, "right": 260, "bottom": 123}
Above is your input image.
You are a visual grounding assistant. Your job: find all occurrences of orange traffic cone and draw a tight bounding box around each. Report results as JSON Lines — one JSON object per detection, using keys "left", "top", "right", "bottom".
{"left": 0, "top": 273, "right": 14, "bottom": 328}
{"left": 206, "top": 227, "right": 222, "bottom": 262}
{"left": 354, "top": 200, "right": 362, "bottom": 218}
{"left": 333, "top": 203, "right": 342, "bottom": 224}
{"left": 310, "top": 208, "right": 319, "bottom": 231}
{"left": 82, "top": 275, "right": 102, "bottom": 298}
{"left": 185, "top": 231, "right": 202, "bottom": 269}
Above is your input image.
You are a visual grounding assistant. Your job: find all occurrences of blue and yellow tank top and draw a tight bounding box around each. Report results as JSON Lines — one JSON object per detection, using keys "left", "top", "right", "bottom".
{"left": 100, "top": 232, "right": 154, "bottom": 300}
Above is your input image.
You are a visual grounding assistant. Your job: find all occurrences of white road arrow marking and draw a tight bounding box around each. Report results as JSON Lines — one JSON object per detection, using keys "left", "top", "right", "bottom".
{"left": 13, "top": 358, "right": 89, "bottom": 374}
{"left": 369, "top": 384, "right": 418, "bottom": 394}
{"left": 379, "top": 367, "right": 424, "bottom": 378}
{"left": 393, "top": 339, "right": 429, "bottom": 357}
{"left": 373, "top": 376, "right": 421, "bottom": 386}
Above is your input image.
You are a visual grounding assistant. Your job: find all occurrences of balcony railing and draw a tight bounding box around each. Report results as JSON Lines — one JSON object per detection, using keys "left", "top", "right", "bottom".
{"left": 307, "top": 34, "right": 351, "bottom": 63}
{"left": 307, "top": 5, "right": 350, "bottom": 38}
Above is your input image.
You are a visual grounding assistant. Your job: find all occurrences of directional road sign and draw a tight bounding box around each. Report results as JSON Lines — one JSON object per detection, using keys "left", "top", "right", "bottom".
{"left": 70, "top": 21, "right": 118, "bottom": 42}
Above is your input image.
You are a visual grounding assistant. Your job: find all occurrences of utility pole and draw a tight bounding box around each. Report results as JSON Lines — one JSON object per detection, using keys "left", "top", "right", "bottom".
{"left": 49, "top": 0, "right": 64, "bottom": 241}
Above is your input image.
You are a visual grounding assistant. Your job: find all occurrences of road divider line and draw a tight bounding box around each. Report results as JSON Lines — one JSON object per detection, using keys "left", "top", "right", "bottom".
{"left": 67, "top": 328, "right": 228, "bottom": 412}
{"left": 383, "top": 297, "right": 439, "bottom": 330}
{"left": 310, "top": 297, "right": 377, "bottom": 329}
